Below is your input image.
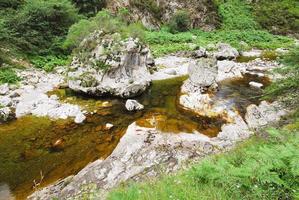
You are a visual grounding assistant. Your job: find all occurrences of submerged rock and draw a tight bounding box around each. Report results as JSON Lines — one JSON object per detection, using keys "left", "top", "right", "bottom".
{"left": 125, "top": 99, "right": 144, "bottom": 111}
{"left": 68, "top": 31, "right": 152, "bottom": 98}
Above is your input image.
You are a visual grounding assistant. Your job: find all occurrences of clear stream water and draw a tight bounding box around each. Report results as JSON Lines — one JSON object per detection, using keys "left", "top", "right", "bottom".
{"left": 0, "top": 74, "right": 269, "bottom": 200}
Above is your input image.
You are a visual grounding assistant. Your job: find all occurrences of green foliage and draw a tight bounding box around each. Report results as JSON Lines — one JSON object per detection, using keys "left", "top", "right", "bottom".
{"left": 145, "top": 29, "right": 294, "bottom": 57}
{"left": 0, "top": 68, "right": 20, "bottom": 84}
{"left": 168, "top": 10, "right": 191, "bottom": 33}
{"left": 108, "top": 127, "right": 299, "bottom": 200}
{"left": 72, "top": 0, "right": 106, "bottom": 17}
{"left": 30, "top": 55, "right": 69, "bottom": 72}
{"left": 217, "top": 0, "right": 259, "bottom": 30}
{"left": 64, "top": 10, "right": 145, "bottom": 51}
{"left": 0, "top": 0, "right": 23, "bottom": 9}
{"left": 253, "top": 0, "right": 299, "bottom": 36}
{"left": 129, "top": 0, "right": 163, "bottom": 19}
{"left": 264, "top": 47, "right": 299, "bottom": 113}
{"left": 1, "top": 0, "right": 80, "bottom": 55}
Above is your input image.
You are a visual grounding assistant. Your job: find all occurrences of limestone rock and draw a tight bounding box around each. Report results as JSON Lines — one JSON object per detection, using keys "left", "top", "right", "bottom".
{"left": 214, "top": 43, "right": 239, "bottom": 60}
{"left": 249, "top": 81, "right": 263, "bottom": 89}
{"left": 192, "top": 47, "right": 207, "bottom": 58}
{"left": 217, "top": 60, "right": 244, "bottom": 82}
{"left": 0, "top": 83, "right": 9, "bottom": 95}
{"left": 125, "top": 99, "right": 144, "bottom": 111}
{"left": 188, "top": 58, "right": 218, "bottom": 87}
{"left": 0, "top": 107, "right": 12, "bottom": 122}
{"left": 68, "top": 31, "right": 151, "bottom": 98}
{"left": 0, "top": 96, "right": 12, "bottom": 107}
{"left": 245, "top": 101, "right": 287, "bottom": 129}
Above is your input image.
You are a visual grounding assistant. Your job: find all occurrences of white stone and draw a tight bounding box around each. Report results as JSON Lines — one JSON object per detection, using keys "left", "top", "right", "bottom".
{"left": 0, "top": 96, "right": 12, "bottom": 107}
{"left": 249, "top": 81, "right": 263, "bottom": 89}
{"left": 125, "top": 100, "right": 144, "bottom": 111}
{"left": 217, "top": 60, "right": 244, "bottom": 82}
{"left": 0, "top": 83, "right": 9, "bottom": 95}
{"left": 214, "top": 43, "right": 239, "bottom": 60}
{"left": 74, "top": 113, "right": 86, "bottom": 124}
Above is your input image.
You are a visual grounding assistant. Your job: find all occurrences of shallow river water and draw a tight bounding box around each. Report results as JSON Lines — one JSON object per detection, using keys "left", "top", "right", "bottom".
{"left": 0, "top": 74, "right": 269, "bottom": 200}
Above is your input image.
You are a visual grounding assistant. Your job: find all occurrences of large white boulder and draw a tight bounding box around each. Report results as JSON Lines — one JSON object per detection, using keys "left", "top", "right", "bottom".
{"left": 68, "top": 31, "right": 152, "bottom": 98}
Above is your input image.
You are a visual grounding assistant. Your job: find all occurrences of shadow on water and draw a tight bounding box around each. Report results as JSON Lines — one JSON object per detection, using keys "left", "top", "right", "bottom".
{"left": 0, "top": 74, "right": 270, "bottom": 199}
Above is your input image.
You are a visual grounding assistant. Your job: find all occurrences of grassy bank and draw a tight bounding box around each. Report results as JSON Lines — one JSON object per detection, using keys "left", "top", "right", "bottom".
{"left": 108, "top": 125, "right": 299, "bottom": 200}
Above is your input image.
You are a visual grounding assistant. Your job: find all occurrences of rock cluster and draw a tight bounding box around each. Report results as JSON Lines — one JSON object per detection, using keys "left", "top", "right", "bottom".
{"left": 68, "top": 31, "right": 152, "bottom": 98}
{"left": 0, "top": 68, "right": 86, "bottom": 123}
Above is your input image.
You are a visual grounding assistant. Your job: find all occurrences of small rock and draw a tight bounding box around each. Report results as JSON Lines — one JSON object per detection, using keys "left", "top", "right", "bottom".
{"left": 0, "top": 83, "right": 9, "bottom": 95}
{"left": 0, "top": 96, "right": 12, "bottom": 107}
{"left": 105, "top": 123, "right": 114, "bottom": 130}
{"left": 125, "top": 100, "right": 144, "bottom": 111}
{"left": 192, "top": 47, "right": 207, "bottom": 58}
{"left": 74, "top": 113, "right": 86, "bottom": 124}
{"left": 249, "top": 81, "right": 263, "bottom": 89}
{"left": 0, "top": 107, "right": 12, "bottom": 122}
{"left": 214, "top": 43, "right": 239, "bottom": 60}
{"left": 164, "top": 68, "right": 177, "bottom": 75}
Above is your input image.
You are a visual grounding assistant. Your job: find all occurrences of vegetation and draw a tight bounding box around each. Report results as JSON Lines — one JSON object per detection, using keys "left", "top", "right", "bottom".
{"left": 252, "top": 0, "right": 299, "bottom": 36}
{"left": 129, "top": 0, "right": 163, "bottom": 19}
{"left": 0, "top": 68, "right": 20, "bottom": 84}
{"left": 264, "top": 47, "right": 299, "bottom": 115}
{"left": 30, "top": 55, "right": 69, "bottom": 72}
{"left": 72, "top": 0, "right": 106, "bottom": 17}
{"left": 0, "top": 0, "right": 80, "bottom": 55}
{"left": 145, "top": 30, "right": 294, "bottom": 57}
{"left": 168, "top": 10, "right": 191, "bottom": 33}
{"left": 64, "top": 10, "right": 145, "bottom": 51}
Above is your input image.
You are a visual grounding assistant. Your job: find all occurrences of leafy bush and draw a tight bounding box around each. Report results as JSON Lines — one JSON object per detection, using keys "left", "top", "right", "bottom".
{"left": 72, "top": 0, "right": 106, "bottom": 17}
{"left": 0, "top": 68, "right": 20, "bottom": 84}
{"left": 3, "top": 0, "right": 80, "bottom": 55}
{"left": 108, "top": 127, "right": 299, "bottom": 200}
{"left": 218, "top": 0, "right": 258, "bottom": 30}
{"left": 252, "top": 0, "right": 299, "bottom": 36}
{"left": 64, "top": 10, "right": 145, "bottom": 51}
{"left": 129, "top": 0, "right": 163, "bottom": 19}
{"left": 30, "top": 55, "right": 69, "bottom": 72}
{"left": 168, "top": 10, "right": 191, "bottom": 33}
{"left": 0, "top": 0, "right": 23, "bottom": 9}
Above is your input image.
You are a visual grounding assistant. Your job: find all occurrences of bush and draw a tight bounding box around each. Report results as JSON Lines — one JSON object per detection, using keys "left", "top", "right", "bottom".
{"left": 129, "top": 0, "right": 163, "bottom": 19}
{"left": 4, "top": 0, "right": 80, "bottom": 55}
{"left": 64, "top": 10, "right": 145, "bottom": 51}
{"left": 168, "top": 10, "right": 191, "bottom": 33}
{"left": 253, "top": 0, "right": 299, "bottom": 36}
{"left": 0, "top": 68, "right": 20, "bottom": 84}
{"left": 72, "top": 0, "right": 106, "bottom": 17}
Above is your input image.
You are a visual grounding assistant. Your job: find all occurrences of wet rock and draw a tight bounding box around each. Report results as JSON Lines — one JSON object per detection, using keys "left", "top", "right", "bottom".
{"left": 245, "top": 101, "right": 287, "bottom": 129}
{"left": 68, "top": 31, "right": 151, "bottom": 98}
{"left": 51, "top": 139, "right": 65, "bottom": 152}
{"left": 249, "top": 81, "right": 263, "bottom": 89}
{"left": 214, "top": 43, "right": 239, "bottom": 60}
{"left": 125, "top": 100, "right": 144, "bottom": 111}
{"left": 217, "top": 60, "right": 245, "bottom": 82}
{"left": 105, "top": 123, "right": 114, "bottom": 130}
{"left": 0, "top": 107, "right": 12, "bottom": 122}
{"left": 74, "top": 113, "right": 86, "bottom": 124}
{"left": 0, "top": 83, "right": 9, "bottom": 95}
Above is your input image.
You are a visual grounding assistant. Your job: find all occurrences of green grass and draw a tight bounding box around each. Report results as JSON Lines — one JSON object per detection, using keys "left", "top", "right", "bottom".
{"left": 107, "top": 125, "right": 299, "bottom": 200}
{"left": 30, "top": 55, "right": 69, "bottom": 72}
{"left": 145, "top": 29, "right": 294, "bottom": 57}
{"left": 0, "top": 68, "right": 20, "bottom": 84}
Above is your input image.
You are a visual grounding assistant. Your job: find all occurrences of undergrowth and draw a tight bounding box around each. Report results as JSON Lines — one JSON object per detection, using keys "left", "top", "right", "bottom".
{"left": 30, "top": 55, "right": 69, "bottom": 72}
{"left": 0, "top": 67, "right": 20, "bottom": 84}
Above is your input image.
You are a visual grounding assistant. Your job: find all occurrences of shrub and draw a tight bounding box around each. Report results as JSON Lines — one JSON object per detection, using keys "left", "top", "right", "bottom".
{"left": 168, "top": 10, "right": 191, "bottom": 33}
{"left": 129, "top": 0, "right": 163, "bottom": 19}
{"left": 4, "top": 0, "right": 80, "bottom": 55}
{"left": 72, "top": 0, "right": 106, "bottom": 17}
{"left": 64, "top": 10, "right": 145, "bottom": 51}
{"left": 252, "top": 0, "right": 299, "bottom": 36}
{"left": 0, "top": 68, "right": 20, "bottom": 84}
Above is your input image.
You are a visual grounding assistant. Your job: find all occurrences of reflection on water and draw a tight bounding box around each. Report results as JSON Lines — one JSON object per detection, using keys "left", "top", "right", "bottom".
{"left": 0, "top": 75, "right": 269, "bottom": 199}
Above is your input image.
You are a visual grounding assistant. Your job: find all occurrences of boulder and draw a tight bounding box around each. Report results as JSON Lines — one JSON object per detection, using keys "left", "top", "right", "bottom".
{"left": 214, "top": 43, "right": 239, "bottom": 60}
{"left": 192, "top": 47, "right": 207, "bottom": 58}
{"left": 68, "top": 31, "right": 152, "bottom": 98}
{"left": 217, "top": 60, "right": 244, "bottom": 82}
{"left": 245, "top": 101, "right": 287, "bottom": 129}
{"left": 188, "top": 58, "right": 218, "bottom": 87}
{"left": 125, "top": 99, "right": 144, "bottom": 111}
